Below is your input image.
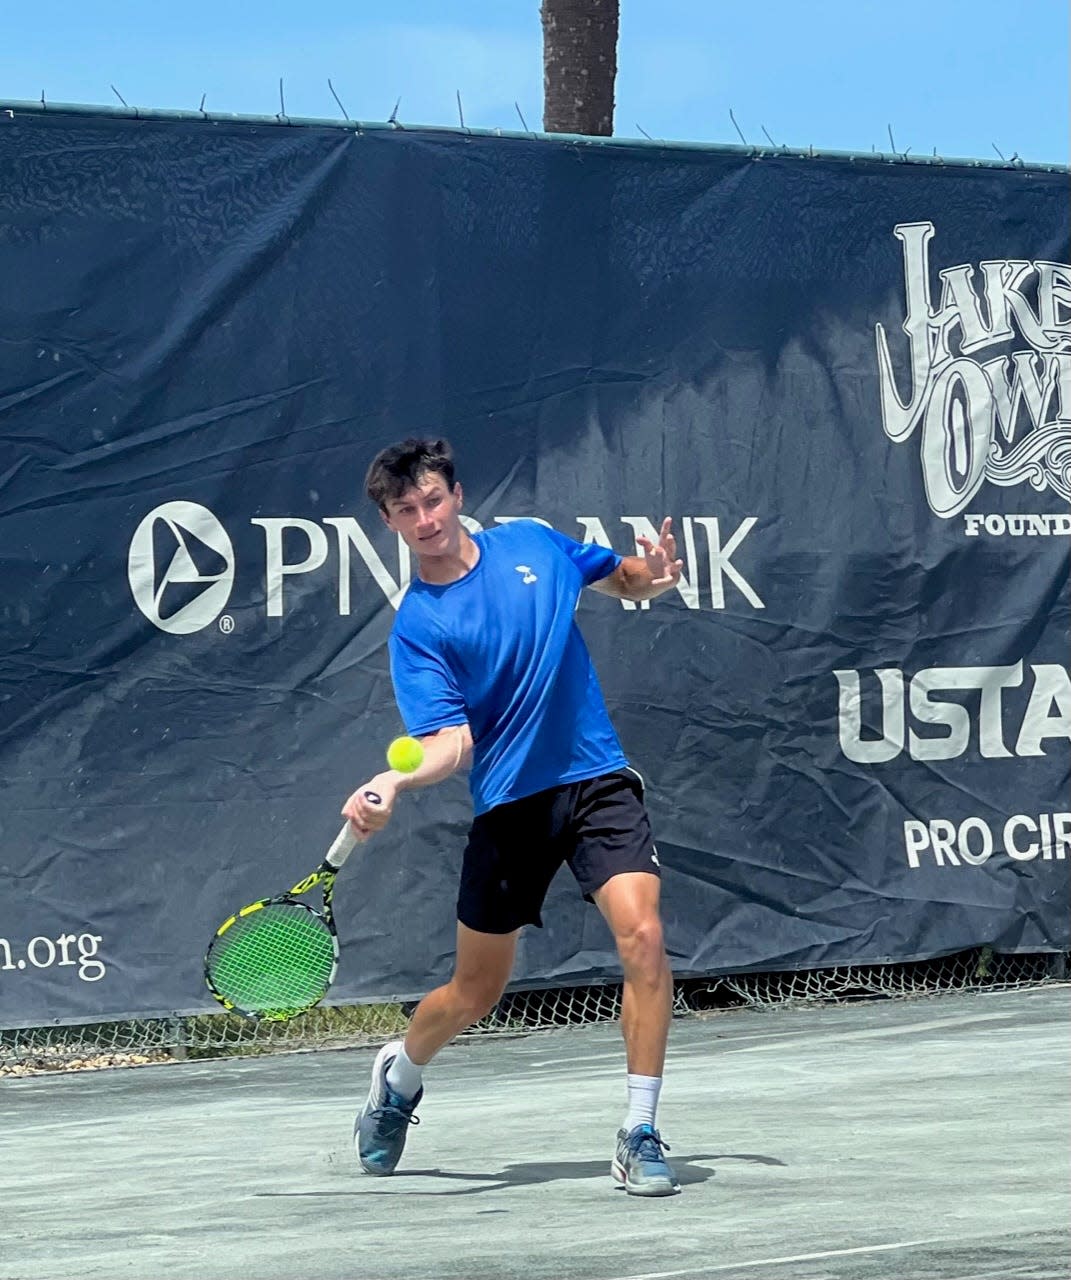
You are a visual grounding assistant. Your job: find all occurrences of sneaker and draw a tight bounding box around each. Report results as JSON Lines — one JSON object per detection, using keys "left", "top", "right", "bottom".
{"left": 354, "top": 1040, "right": 422, "bottom": 1176}
{"left": 611, "top": 1123, "right": 681, "bottom": 1197}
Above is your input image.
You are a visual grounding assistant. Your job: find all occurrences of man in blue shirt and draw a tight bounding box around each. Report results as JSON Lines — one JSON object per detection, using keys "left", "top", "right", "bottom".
{"left": 342, "top": 437, "right": 684, "bottom": 1196}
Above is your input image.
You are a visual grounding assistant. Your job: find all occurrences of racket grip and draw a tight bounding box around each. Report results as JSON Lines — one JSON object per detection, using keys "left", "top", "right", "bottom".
{"left": 326, "top": 790, "right": 382, "bottom": 870}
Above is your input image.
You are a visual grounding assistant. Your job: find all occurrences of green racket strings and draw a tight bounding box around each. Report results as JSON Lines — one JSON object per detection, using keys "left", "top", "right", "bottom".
{"left": 208, "top": 903, "right": 334, "bottom": 1018}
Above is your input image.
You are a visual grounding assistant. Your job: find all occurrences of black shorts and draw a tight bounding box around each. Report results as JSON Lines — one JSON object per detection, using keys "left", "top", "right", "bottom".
{"left": 457, "top": 768, "right": 660, "bottom": 935}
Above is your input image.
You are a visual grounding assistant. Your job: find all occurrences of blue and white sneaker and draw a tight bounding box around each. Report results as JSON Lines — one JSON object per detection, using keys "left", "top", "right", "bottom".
{"left": 611, "top": 1124, "right": 681, "bottom": 1197}
{"left": 354, "top": 1040, "right": 422, "bottom": 1176}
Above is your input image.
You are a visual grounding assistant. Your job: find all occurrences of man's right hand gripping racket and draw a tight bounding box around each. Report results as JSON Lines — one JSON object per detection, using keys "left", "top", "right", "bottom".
{"left": 204, "top": 792, "right": 381, "bottom": 1022}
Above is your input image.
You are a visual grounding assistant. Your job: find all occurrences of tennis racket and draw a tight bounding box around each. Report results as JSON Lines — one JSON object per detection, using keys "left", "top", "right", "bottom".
{"left": 204, "top": 792, "right": 381, "bottom": 1021}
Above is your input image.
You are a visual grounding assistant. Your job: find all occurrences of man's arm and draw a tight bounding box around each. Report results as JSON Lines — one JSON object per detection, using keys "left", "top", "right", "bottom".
{"left": 342, "top": 723, "right": 472, "bottom": 839}
{"left": 590, "top": 517, "right": 684, "bottom": 602}
{"left": 393, "top": 724, "right": 473, "bottom": 790}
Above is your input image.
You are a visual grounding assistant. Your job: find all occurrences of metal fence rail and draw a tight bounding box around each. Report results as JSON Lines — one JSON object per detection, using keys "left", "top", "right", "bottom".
{"left": 2, "top": 948, "right": 1064, "bottom": 1077}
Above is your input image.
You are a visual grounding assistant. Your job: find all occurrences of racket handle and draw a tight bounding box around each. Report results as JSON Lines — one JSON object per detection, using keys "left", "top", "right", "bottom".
{"left": 326, "top": 790, "right": 382, "bottom": 870}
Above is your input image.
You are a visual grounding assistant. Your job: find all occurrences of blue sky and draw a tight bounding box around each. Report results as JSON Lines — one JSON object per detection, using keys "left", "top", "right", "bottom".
{"left": 2, "top": 0, "right": 1067, "bottom": 164}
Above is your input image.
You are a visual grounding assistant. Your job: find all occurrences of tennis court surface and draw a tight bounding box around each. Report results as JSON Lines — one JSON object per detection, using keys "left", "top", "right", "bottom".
{"left": 2, "top": 984, "right": 1068, "bottom": 1280}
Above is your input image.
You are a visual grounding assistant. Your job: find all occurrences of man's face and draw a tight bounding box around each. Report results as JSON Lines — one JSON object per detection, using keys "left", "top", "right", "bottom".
{"left": 381, "top": 471, "right": 464, "bottom": 556}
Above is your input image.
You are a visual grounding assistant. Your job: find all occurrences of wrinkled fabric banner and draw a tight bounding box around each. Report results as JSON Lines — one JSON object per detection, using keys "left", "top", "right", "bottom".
{"left": 0, "top": 110, "right": 1067, "bottom": 1026}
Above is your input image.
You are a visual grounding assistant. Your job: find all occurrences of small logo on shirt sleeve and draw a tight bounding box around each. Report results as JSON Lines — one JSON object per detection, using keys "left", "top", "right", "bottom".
{"left": 514, "top": 565, "right": 538, "bottom": 585}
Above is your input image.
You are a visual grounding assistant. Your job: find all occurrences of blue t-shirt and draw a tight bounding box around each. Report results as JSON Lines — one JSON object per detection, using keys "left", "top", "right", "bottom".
{"left": 388, "top": 521, "right": 627, "bottom": 815}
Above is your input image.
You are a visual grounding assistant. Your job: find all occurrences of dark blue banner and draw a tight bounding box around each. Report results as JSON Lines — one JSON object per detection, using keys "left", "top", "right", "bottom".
{"left": 1, "top": 107, "right": 1067, "bottom": 1026}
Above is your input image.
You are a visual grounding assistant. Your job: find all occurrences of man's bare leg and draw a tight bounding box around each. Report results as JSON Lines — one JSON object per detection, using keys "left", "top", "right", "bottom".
{"left": 356, "top": 922, "right": 518, "bottom": 1175}
{"left": 594, "top": 872, "right": 672, "bottom": 1076}
{"left": 594, "top": 871, "right": 679, "bottom": 1196}
{"left": 403, "top": 922, "right": 519, "bottom": 1064}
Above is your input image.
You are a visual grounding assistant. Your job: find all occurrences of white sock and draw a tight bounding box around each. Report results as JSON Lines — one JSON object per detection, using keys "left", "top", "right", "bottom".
{"left": 624, "top": 1073, "right": 662, "bottom": 1131}
{"left": 385, "top": 1044, "right": 424, "bottom": 1101}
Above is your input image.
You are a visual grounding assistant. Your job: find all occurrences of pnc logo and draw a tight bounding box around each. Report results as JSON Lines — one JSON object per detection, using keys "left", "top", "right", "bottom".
{"left": 126, "top": 502, "right": 764, "bottom": 635}
{"left": 128, "top": 502, "right": 235, "bottom": 634}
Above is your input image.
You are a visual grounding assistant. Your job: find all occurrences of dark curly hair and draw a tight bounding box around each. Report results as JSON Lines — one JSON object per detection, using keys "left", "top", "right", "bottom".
{"left": 365, "top": 437, "right": 457, "bottom": 511}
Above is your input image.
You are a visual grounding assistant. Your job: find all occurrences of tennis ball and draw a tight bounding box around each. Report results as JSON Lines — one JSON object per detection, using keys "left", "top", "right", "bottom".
{"left": 387, "top": 736, "right": 424, "bottom": 773}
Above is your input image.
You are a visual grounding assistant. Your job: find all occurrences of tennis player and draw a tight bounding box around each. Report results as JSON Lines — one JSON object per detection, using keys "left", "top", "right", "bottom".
{"left": 343, "top": 437, "right": 684, "bottom": 1197}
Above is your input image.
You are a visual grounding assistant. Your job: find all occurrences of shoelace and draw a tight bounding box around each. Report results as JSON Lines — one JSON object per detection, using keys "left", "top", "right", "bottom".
{"left": 369, "top": 1097, "right": 421, "bottom": 1138}
{"left": 630, "top": 1129, "right": 671, "bottom": 1161}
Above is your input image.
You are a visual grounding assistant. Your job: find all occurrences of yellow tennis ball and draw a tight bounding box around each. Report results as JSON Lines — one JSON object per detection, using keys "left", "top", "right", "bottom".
{"left": 387, "top": 736, "right": 424, "bottom": 773}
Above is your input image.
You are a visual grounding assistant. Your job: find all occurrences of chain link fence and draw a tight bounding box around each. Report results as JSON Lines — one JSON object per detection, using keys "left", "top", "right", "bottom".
{"left": 2, "top": 947, "right": 1065, "bottom": 1077}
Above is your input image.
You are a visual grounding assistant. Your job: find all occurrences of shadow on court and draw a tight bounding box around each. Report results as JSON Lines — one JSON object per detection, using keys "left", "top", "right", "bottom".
{"left": 1, "top": 985, "right": 1068, "bottom": 1280}
{"left": 255, "top": 1149, "right": 766, "bottom": 1195}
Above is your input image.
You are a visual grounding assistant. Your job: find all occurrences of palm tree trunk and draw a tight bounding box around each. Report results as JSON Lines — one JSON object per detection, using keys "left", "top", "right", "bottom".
{"left": 541, "top": 0, "right": 620, "bottom": 137}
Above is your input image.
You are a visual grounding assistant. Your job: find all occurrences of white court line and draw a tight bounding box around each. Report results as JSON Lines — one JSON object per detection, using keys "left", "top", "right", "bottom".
{"left": 724, "top": 1010, "right": 1020, "bottom": 1052}
{"left": 527, "top": 1053, "right": 625, "bottom": 1068}
{"left": 609, "top": 1236, "right": 950, "bottom": 1280}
